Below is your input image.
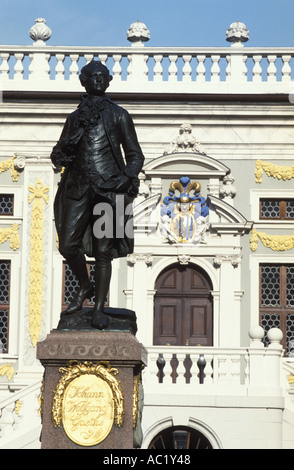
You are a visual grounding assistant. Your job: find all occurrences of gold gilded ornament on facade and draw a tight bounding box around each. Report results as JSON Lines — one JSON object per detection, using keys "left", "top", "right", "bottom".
{"left": 52, "top": 361, "right": 124, "bottom": 447}
{"left": 28, "top": 178, "right": 49, "bottom": 347}
{"left": 255, "top": 159, "right": 294, "bottom": 183}
{"left": 0, "top": 224, "right": 20, "bottom": 250}
{"left": 0, "top": 363, "right": 15, "bottom": 381}
{"left": 0, "top": 156, "right": 21, "bottom": 182}
{"left": 288, "top": 374, "right": 294, "bottom": 384}
{"left": 250, "top": 228, "right": 294, "bottom": 252}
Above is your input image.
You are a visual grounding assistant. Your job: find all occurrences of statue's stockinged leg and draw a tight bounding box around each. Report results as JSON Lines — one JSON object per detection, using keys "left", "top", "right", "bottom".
{"left": 91, "top": 259, "right": 112, "bottom": 329}
{"left": 65, "top": 251, "right": 94, "bottom": 315}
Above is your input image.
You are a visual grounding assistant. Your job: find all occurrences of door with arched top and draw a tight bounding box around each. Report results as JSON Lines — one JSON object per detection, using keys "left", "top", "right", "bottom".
{"left": 153, "top": 264, "right": 213, "bottom": 346}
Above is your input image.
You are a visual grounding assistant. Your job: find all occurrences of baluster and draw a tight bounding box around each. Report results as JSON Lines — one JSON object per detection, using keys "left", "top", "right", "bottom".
{"left": 168, "top": 55, "right": 178, "bottom": 82}
{"left": 127, "top": 54, "right": 133, "bottom": 79}
{"left": 282, "top": 55, "right": 292, "bottom": 82}
{"left": 156, "top": 353, "right": 165, "bottom": 383}
{"left": 98, "top": 54, "right": 108, "bottom": 65}
{"left": 162, "top": 352, "right": 173, "bottom": 384}
{"left": 69, "top": 54, "right": 79, "bottom": 82}
{"left": 242, "top": 55, "right": 248, "bottom": 80}
{"left": 197, "top": 354, "right": 206, "bottom": 384}
{"left": 0, "top": 53, "right": 10, "bottom": 80}
{"left": 204, "top": 354, "right": 214, "bottom": 384}
{"left": 244, "top": 352, "right": 250, "bottom": 386}
{"left": 14, "top": 53, "right": 24, "bottom": 80}
{"left": 55, "top": 54, "right": 65, "bottom": 80}
{"left": 182, "top": 55, "right": 192, "bottom": 82}
{"left": 145, "top": 352, "right": 161, "bottom": 385}
{"left": 176, "top": 352, "right": 186, "bottom": 384}
{"left": 196, "top": 55, "right": 206, "bottom": 82}
{"left": 252, "top": 55, "right": 262, "bottom": 83}
{"left": 211, "top": 55, "right": 220, "bottom": 82}
{"left": 84, "top": 54, "right": 94, "bottom": 64}
{"left": 225, "top": 55, "right": 231, "bottom": 80}
{"left": 153, "top": 54, "right": 163, "bottom": 82}
{"left": 112, "top": 54, "right": 122, "bottom": 81}
{"left": 267, "top": 55, "right": 277, "bottom": 82}
{"left": 190, "top": 352, "right": 199, "bottom": 384}
{"left": 45, "top": 53, "right": 50, "bottom": 79}
{"left": 143, "top": 54, "right": 149, "bottom": 79}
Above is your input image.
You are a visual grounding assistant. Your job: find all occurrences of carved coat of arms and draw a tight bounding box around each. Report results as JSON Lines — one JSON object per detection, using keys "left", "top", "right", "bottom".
{"left": 160, "top": 176, "right": 209, "bottom": 244}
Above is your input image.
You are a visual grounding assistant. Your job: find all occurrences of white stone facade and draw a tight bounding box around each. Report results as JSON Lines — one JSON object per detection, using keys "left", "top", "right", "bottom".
{"left": 0, "top": 19, "right": 294, "bottom": 449}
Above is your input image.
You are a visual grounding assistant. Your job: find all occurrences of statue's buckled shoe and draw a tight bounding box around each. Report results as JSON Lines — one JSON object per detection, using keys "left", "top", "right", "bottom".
{"left": 66, "top": 285, "right": 94, "bottom": 315}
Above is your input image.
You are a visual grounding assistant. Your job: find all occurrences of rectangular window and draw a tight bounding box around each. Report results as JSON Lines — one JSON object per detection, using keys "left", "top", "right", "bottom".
{"left": 0, "top": 260, "right": 11, "bottom": 353}
{"left": 260, "top": 264, "right": 294, "bottom": 354}
{"left": 260, "top": 199, "right": 294, "bottom": 220}
{"left": 0, "top": 194, "right": 14, "bottom": 216}
{"left": 62, "top": 262, "right": 109, "bottom": 311}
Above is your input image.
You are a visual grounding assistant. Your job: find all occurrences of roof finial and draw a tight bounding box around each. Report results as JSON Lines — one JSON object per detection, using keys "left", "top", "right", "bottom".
{"left": 29, "top": 18, "right": 52, "bottom": 45}
{"left": 226, "top": 20, "right": 249, "bottom": 47}
{"left": 127, "top": 20, "right": 150, "bottom": 46}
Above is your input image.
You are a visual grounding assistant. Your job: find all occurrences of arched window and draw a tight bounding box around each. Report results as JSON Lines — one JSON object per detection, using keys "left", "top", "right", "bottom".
{"left": 153, "top": 263, "right": 213, "bottom": 346}
{"left": 148, "top": 425, "right": 213, "bottom": 449}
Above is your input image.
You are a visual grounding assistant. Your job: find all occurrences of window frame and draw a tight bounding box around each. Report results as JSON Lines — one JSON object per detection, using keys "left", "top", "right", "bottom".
{"left": 0, "top": 194, "right": 14, "bottom": 216}
{"left": 259, "top": 198, "right": 294, "bottom": 221}
{"left": 259, "top": 263, "right": 294, "bottom": 353}
{"left": 0, "top": 259, "right": 11, "bottom": 353}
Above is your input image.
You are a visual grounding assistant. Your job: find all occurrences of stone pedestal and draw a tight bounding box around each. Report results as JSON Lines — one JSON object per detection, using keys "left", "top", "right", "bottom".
{"left": 37, "top": 330, "right": 147, "bottom": 449}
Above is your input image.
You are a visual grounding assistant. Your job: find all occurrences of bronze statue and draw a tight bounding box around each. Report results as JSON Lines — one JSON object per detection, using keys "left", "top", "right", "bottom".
{"left": 51, "top": 60, "right": 144, "bottom": 330}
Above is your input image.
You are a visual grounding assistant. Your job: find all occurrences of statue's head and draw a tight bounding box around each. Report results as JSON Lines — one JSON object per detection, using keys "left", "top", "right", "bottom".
{"left": 79, "top": 60, "right": 113, "bottom": 96}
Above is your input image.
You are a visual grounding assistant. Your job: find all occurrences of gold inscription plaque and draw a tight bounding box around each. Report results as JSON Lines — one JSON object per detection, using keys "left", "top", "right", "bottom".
{"left": 62, "top": 374, "right": 114, "bottom": 446}
{"left": 52, "top": 361, "right": 124, "bottom": 447}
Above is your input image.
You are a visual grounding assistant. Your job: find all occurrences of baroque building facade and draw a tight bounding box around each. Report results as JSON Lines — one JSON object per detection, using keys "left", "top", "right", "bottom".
{"left": 0, "top": 18, "right": 294, "bottom": 449}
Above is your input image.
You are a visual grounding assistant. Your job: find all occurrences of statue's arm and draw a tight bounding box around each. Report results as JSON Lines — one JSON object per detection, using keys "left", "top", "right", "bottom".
{"left": 50, "top": 114, "right": 83, "bottom": 168}
{"left": 120, "top": 111, "right": 144, "bottom": 179}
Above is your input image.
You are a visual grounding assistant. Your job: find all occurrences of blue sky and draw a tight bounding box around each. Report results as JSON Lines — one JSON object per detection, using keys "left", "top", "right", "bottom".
{"left": 0, "top": 0, "right": 294, "bottom": 47}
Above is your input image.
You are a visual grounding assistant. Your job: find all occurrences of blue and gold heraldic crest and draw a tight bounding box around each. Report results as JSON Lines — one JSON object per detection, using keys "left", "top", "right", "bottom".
{"left": 160, "top": 176, "right": 209, "bottom": 244}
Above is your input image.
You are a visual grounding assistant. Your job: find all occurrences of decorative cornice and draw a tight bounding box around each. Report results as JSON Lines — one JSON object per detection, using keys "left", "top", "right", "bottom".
{"left": 250, "top": 227, "right": 294, "bottom": 251}
{"left": 255, "top": 159, "right": 294, "bottom": 183}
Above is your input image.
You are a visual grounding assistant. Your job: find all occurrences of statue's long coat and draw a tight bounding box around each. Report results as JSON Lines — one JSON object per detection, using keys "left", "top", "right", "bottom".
{"left": 51, "top": 95, "right": 144, "bottom": 258}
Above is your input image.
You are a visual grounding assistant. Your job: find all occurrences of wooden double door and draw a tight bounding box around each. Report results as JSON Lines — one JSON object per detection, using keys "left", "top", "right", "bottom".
{"left": 154, "top": 264, "right": 213, "bottom": 346}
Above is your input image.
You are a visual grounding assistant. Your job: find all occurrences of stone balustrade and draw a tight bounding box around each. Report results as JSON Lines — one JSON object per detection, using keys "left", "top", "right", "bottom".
{"left": 0, "top": 18, "right": 293, "bottom": 95}
{"left": 144, "top": 327, "right": 284, "bottom": 395}
{"left": 1, "top": 45, "right": 294, "bottom": 95}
